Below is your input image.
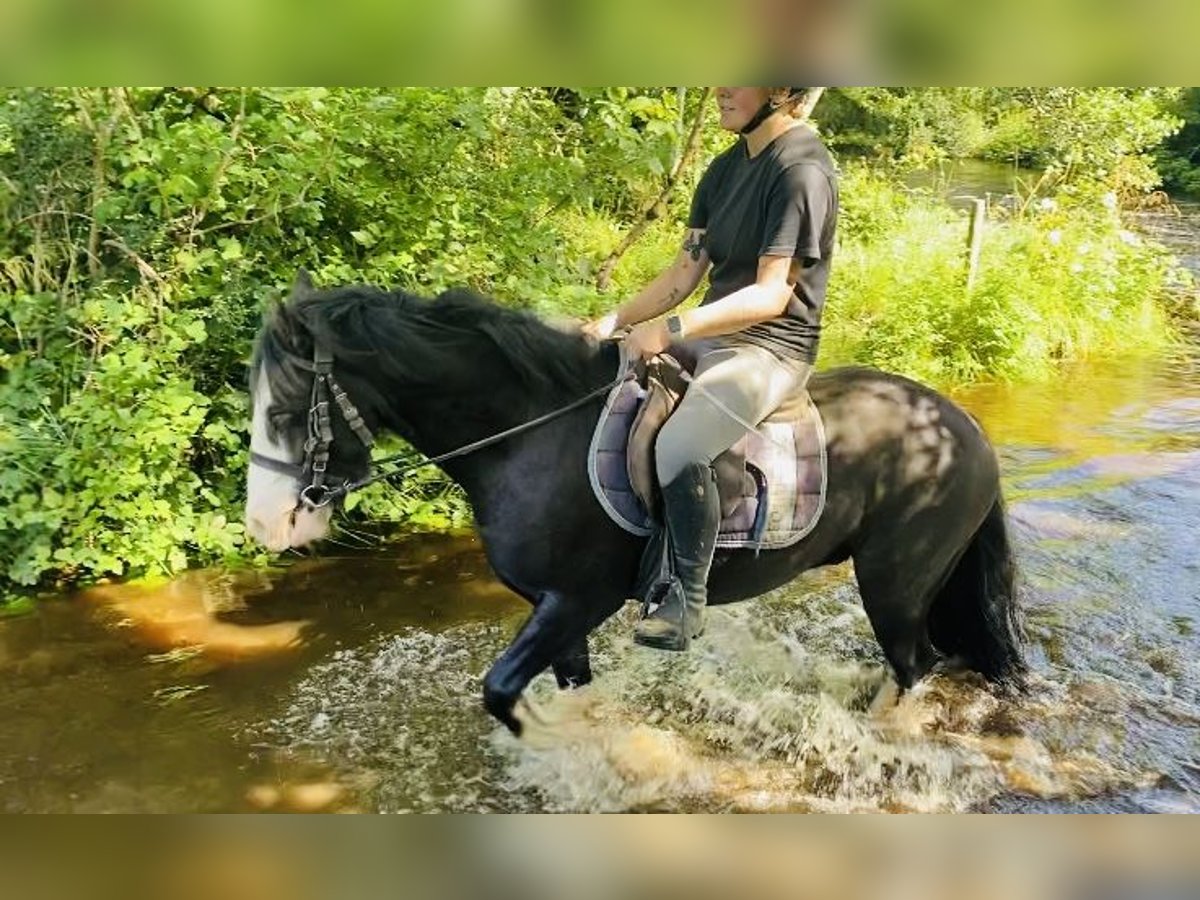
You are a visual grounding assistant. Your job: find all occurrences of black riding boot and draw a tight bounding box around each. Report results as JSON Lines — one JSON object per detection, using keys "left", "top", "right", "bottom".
{"left": 633, "top": 461, "right": 721, "bottom": 651}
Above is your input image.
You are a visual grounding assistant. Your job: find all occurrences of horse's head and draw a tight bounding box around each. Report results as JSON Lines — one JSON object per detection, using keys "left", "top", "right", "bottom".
{"left": 244, "top": 271, "right": 377, "bottom": 551}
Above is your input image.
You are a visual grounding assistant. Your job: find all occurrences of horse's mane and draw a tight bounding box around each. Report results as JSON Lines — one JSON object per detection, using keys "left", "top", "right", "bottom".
{"left": 251, "top": 284, "right": 599, "bottom": 416}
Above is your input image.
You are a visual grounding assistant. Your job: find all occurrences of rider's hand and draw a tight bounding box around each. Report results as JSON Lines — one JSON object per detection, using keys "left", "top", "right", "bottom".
{"left": 582, "top": 312, "right": 619, "bottom": 341}
{"left": 623, "top": 320, "right": 671, "bottom": 361}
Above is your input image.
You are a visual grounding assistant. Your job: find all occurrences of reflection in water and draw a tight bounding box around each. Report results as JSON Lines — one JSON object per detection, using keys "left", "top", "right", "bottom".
{"left": 84, "top": 570, "right": 308, "bottom": 663}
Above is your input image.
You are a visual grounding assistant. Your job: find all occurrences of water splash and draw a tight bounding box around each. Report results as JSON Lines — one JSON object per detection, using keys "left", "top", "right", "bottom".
{"left": 491, "top": 602, "right": 1143, "bottom": 813}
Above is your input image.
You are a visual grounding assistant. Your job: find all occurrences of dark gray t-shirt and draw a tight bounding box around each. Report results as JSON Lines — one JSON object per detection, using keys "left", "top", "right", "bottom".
{"left": 688, "top": 124, "right": 838, "bottom": 364}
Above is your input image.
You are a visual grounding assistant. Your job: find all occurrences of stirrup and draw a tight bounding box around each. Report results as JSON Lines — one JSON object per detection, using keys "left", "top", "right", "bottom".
{"left": 638, "top": 577, "right": 675, "bottom": 618}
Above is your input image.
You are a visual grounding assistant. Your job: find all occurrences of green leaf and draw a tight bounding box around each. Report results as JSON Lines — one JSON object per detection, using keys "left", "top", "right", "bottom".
{"left": 218, "top": 238, "right": 243, "bottom": 261}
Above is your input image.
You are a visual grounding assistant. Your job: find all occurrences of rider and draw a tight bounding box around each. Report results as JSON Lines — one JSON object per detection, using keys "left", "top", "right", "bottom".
{"left": 584, "top": 86, "right": 839, "bottom": 651}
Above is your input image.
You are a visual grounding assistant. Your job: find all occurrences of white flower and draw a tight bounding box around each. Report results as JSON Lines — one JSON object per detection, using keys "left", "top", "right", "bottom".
{"left": 1102, "top": 192, "right": 1118, "bottom": 210}
{"left": 1037, "top": 198, "right": 1058, "bottom": 212}
{"left": 1118, "top": 229, "right": 1140, "bottom": 245}
{"left": 1048, "top": 229, "right": 1063, "bottom": 246}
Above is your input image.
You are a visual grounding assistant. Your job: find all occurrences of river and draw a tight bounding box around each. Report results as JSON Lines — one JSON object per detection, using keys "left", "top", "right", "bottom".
{"left": 1, "top": 188, "right": 1196, "bottom": 814}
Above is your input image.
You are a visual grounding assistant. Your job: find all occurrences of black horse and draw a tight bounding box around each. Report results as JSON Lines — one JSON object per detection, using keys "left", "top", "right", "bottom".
{"left": 245, "top": 279, "right": 1025, "bottom": 734}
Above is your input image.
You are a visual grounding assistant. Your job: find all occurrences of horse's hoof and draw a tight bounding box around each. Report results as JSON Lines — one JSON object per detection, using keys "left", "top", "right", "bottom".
{"left": 483, "top": 684, "right": 522, "bottom": 736}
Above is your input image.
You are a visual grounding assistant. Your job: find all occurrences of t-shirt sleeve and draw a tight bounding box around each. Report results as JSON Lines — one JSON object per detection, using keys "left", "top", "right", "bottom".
{"left": 687, "top": 157, "right": 723, "bottom": 230}
{"left": 759, "top": 163, "right": 832, "bottom": 262}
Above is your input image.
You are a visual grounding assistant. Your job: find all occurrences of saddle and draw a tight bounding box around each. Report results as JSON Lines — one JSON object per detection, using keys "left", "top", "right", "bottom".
{"left": 588, "top": 348, "right": 828, "bottom": 551}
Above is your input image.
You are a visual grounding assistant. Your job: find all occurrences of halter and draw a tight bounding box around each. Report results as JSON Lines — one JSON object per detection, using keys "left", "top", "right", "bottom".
{"left": 250, "top": 340, "right": 625, "bottom": 511}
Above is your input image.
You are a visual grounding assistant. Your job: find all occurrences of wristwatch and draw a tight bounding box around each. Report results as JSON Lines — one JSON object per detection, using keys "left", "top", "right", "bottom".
{"left": 665, "top": 314, "right": 685, "bottom": 341}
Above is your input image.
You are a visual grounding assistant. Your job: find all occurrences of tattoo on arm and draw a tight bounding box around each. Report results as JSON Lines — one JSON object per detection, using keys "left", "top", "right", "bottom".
{"left": 682, "top": 230, "right": 705, "bottom": 263}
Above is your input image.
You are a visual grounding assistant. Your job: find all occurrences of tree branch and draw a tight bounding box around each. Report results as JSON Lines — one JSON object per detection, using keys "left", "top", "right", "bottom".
{"left": 595, "top": 88, "right": 713, "bottom": 291}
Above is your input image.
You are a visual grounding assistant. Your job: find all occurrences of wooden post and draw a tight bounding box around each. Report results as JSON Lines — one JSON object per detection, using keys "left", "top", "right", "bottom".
{"left": 966, "top": 197, "right": 985, "bottom": 293}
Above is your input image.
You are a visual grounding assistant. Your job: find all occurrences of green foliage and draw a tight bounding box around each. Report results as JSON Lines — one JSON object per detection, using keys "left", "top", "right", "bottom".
{"left": 983, "top": 89, "right": 1183, "bottom": 198}
{"left": 0, "top": 289, "right": 250, "bottom": 590}
{"left": 823, "top": 88, "right": 990, "bottom": 164}
{"left": 0, "top": 86, "right": 694, "bottom": 600}
{"left": 824, "top": 88, "right": 1185, "bottom": 198}
{"left": 0, "top": 87, "right": 1192, "bottom": 605}
{"left": 1156, "top": 88, "right": 1200, "bottom": 197}
{"left": 821, "top": 168, "right": 1179, "bottom": 384}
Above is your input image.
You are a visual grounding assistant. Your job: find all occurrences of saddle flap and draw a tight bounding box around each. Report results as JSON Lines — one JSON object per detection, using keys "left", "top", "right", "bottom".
{"left": 626, "top": 358, "right": 685, "bottom": 519}
{"left": 626, "top": 353, "right": 751, "bottom": 521}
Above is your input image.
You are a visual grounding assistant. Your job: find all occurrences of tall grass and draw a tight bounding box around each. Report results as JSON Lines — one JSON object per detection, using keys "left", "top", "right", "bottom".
{"left": 815, "top": 166, "right": 1183, "bottom": 385}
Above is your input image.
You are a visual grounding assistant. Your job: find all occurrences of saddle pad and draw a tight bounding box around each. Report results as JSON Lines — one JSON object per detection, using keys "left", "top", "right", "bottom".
{"left": 588, "top": 373, "right": 828, "bottom": 551}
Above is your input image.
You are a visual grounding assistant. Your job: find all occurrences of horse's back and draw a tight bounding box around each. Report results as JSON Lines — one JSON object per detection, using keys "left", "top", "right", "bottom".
{"left": 807, "top": 366, "right": 996, "bottom": 478}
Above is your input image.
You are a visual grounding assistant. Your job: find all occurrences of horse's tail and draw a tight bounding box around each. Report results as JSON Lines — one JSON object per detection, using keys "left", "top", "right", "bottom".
{"left": 928, "top": 493, "right": 1027, "bottom": 687}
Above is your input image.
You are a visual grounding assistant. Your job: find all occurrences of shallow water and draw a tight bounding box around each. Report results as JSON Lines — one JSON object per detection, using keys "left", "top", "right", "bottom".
{"left": 3, "top": 342, "right": 1196, "bottom": 813}
{"left": 2, "top": 205, "right": 1197, "bottom": 814}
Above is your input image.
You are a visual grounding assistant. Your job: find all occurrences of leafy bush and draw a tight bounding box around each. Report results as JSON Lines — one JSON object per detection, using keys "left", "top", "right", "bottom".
{"left": 0, "top": 87, "right": 1191, "bottom": 608}
{"left": 0, "top": 87, "right": 697, "bottom": 603}
{"left": 821, "top": 177, "right": 1179, "bottom": 384}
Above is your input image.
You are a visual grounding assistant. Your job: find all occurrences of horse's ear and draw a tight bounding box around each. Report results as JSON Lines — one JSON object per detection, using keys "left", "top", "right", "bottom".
{"left": 291, "top": 268, "right": 316, "bottom": 298}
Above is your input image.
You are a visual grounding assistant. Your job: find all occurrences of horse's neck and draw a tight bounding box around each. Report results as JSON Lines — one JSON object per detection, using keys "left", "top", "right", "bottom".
{"left": 379, "top": 338, "right": 617, "bottom": 495}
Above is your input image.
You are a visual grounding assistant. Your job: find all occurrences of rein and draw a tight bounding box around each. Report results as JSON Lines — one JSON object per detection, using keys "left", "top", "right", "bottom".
{"left": 251, "top": 340, "right": 627, "bottom": 510}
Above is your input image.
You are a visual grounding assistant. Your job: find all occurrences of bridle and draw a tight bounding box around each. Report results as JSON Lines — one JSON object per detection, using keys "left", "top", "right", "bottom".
{"left": 249, "top": 343, "right": 377, "bottom": 510}
{"left": 250, "top": 340, "right": 626, "bottom": 511}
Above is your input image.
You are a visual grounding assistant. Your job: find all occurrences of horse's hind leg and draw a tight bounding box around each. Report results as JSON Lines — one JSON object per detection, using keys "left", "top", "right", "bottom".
{"left": 852, "top": 547, "right": 944, "bottom": 690}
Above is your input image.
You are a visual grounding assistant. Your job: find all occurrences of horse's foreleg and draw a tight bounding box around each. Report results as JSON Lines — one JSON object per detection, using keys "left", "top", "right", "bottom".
{"left": 551, "top": 636, "right": 592, "bottom": 689}
{"left": 483, "top": 591, "right": 584, "bottom": 735}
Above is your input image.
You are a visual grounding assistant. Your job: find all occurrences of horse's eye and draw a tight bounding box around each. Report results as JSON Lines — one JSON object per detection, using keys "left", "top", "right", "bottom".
{"left": 270, "top": 409, "right": 300, "bottom": 431}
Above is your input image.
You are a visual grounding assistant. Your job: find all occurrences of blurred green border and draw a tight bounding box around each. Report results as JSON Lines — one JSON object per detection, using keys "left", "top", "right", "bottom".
{"left": 2, "top": 1, "right": 1199, "bottom": 84}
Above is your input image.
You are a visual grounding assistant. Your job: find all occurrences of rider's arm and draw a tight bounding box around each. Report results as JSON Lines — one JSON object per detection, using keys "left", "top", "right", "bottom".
{"left": 588, "top": 228, "right": 711, "bottom": 337}
{"left": 670, "top": 254, "right": 799, "bottom": 340}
